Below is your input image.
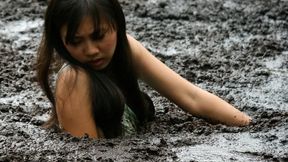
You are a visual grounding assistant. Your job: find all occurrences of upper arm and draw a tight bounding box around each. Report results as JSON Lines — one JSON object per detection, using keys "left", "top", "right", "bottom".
{"left": 55, "top": 67, "right": 102, "bottom": 138}
{"left": 127, "top": 34, "right": 201, "bottom": 114}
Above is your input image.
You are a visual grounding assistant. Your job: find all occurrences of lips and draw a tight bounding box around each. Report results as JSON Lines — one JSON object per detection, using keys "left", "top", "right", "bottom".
{"left": 89, "top": 58, "right": 104, "bottom": 67}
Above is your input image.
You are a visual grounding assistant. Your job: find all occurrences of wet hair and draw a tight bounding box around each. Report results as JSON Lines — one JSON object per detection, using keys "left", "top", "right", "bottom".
{"left": 37, "top": 0, "right": 153, "bottom": 138}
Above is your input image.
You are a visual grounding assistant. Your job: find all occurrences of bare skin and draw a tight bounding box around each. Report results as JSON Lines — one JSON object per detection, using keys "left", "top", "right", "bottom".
{"left": 56, "top": 68, "right": 103, "bottom": 138}
{"left": 56, "top": 16, "right": 116, "bottom": 138}
{"left": 128, "top": 35, "right": 251, "bottom": 126}
{"left": 56, "top": 16, "right": 251, "bottom": 138}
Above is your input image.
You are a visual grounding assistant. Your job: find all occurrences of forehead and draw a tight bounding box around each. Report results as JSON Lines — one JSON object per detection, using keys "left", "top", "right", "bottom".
{"left": 60, "top": 16, "right": 93, "bottom": 37}
{"left": 73, "top": 16, "right": 94, "bottom": 36}
{"left": 61, "top": 16, "right": 114, "bottom": 37}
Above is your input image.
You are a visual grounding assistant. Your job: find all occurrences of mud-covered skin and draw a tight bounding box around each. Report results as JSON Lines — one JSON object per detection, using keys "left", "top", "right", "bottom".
{"left": 0, "top": 0, "right": 287, "bottom": 161}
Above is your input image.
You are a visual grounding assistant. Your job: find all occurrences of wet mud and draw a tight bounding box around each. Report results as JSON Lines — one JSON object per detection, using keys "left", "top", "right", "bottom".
{"left": 0, "top": 0, "right": 288, "bottom": 161}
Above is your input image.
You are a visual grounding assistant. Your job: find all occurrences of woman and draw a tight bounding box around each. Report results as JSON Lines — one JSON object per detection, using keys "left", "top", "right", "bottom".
{"left": 36, "top": 0, "right": 251, "bottom": 139}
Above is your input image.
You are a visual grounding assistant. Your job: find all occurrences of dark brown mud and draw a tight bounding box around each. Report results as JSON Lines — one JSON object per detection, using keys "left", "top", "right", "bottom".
{"left": 0, "top": 0, "right": 287, "bottom": 161}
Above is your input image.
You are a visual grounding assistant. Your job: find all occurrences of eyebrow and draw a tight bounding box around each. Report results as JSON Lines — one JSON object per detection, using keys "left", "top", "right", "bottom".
{"left": 73, "top": 35, "right": 84, "bottom": 38}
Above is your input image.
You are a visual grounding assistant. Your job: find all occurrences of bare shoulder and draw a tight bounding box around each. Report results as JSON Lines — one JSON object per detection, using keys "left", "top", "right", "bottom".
{"left": 55, "top": 66, "right": 99, "bottom": 138}
{"left": 55, "top": 65, "right": 91, "bottom": 117}
{"left": 127, "top": 34, "right": 144, "bottom": 57}
{"left": 126, "top": 34, "right": 155, "bottom": 78}
{"left": 56, "top": 65, "right": 90, "bottom": 99}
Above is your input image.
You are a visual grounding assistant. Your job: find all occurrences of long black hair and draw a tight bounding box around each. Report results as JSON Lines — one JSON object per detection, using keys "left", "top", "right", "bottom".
{"left": 37, "top": 0, "right": 153, "bottom": 138}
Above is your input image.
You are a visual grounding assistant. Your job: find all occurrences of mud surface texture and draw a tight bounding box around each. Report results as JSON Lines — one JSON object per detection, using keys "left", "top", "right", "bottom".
{"left": 1, "top": 0, "right": 288, "bottom": 161}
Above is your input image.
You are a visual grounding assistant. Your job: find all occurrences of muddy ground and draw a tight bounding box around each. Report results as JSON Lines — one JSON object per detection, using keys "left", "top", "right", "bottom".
{"left": 0, "top": 0, "right": 288, "bottom": 161}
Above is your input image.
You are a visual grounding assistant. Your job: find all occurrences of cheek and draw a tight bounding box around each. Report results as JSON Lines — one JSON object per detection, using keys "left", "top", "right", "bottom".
{"left": 101, "top": 41, "right": 116, "bottom": 53}
{"left": 101, "top": 33, "right": 117, "bottom": 55}
{"left": 64, "top": 45, "right": 83, "bottom": 60}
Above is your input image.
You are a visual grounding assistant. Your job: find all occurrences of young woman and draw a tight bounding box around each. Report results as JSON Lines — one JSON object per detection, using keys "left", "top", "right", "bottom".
{"left": 36, "top": 0, "right": 251, "bottom": 139}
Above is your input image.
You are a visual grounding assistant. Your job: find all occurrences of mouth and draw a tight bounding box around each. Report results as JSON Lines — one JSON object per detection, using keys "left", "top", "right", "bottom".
{"left": 89, "top": 58, "right": 105, "bottom": 67}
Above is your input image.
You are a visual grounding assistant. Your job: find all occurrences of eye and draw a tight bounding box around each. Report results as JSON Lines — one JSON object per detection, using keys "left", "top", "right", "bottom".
{"left": 91, "top": 30, "right": 107, "bottom": 41}
{"left": 68, "top": 38, "right": 82, "bottom": 46}
{"left": 91, "top": 27, "right": 110, "bottom": 41}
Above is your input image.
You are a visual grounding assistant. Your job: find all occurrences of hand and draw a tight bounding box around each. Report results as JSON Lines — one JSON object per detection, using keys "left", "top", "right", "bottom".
{"left": 233, "top": 112, "right": 252, "bottom": 126}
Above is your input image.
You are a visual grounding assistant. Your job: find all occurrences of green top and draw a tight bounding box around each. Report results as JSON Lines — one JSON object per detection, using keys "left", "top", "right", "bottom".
{"left": 121, "top": 105, "right": 139, "bottom": 136}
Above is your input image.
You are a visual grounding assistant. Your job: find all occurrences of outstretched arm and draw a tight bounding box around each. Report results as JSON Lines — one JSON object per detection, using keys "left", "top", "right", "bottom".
{"left": 128, "top": 34, "right": 251, "bottom": 126}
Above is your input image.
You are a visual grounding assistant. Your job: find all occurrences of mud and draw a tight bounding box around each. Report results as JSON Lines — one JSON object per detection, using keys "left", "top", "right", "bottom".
{"left": 0, "top": 0, "right": 287, "bottom": 161}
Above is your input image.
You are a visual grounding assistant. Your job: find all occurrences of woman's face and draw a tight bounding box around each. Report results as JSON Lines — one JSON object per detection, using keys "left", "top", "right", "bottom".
{"left": 60, "top": 16, "right": 117, "bottom": 70}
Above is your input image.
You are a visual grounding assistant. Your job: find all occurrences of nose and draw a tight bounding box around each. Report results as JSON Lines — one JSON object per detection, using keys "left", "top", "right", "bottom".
{"left": 85, "top": 40, "right": 99, "bottom": 57}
